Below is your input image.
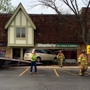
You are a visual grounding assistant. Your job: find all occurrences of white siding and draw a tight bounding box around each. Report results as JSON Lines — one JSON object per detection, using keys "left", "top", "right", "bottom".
{"left": 28, "top": 28, "right": 33, "bottom": 44}
{"left": 11, "top": 21, "right": 14, "bottom": 25}
{"left": 22, "top": 12, "right": 26, "bottom": 26}
{"left": 9, "top": 27, "right": 14, "bottom": 44}
{"left": 7, "top": 7, "right": 35, "bottom": 46}
{"left": 16, "top": 40, "right": 26, "bottom": 44}
{"left": 28, "top": 21, "right": 31, "bottom": 26}
{"left": 16, "top": 11, "right": 20, "bottom": 25}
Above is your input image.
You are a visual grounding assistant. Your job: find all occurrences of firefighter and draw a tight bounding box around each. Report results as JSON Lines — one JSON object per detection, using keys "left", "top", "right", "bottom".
{"left": 57, "top": 50, "right": 65, "bottom": 67}
{"left": 78, "top": 50, "right": 88, "bottom": 76}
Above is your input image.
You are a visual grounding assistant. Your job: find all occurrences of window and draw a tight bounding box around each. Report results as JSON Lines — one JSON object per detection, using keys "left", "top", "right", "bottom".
{"left": 35, "top": 50, "right": 42, "bottom": 53}
{"left": 46, "top": 50, "right": 53, "bottom": 54}
{"left": 16, "top": 27, "right": 25, "bottom": 38}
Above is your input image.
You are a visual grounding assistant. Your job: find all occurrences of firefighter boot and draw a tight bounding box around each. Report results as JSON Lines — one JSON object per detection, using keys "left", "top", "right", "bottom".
{"left": 82, "top": 69, "right": 85, "bottom": 76}
{"left": 79, "top": 69, "right": 83, "bottom": 76}
{"left": 85, "top": 68, "right": 87, "bottom": 72}
{"left": 82, "top": 68, "right": 87, "bottom": 76}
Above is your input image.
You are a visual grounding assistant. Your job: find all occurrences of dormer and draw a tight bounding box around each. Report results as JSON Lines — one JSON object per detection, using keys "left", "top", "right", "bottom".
{"left": 5, "top": 3, "right": 36, "bottom": 47}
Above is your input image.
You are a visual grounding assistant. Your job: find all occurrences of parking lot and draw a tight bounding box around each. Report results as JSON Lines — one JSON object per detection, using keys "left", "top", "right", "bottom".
{"left": 0, "top": 65, "right": 90, "bottom": 90}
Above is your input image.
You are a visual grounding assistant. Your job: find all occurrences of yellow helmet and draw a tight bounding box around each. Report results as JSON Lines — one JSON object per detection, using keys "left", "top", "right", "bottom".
{"left": 82, "top": 50, "right": 86, "bottom": 53}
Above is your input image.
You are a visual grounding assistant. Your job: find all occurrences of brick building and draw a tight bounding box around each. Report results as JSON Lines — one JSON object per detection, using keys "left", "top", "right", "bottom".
{"left": 0, "top": 3, "right": 89, "bottom": 64}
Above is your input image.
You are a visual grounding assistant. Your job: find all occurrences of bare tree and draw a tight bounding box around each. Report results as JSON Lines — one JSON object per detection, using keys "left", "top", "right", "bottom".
{"left": 30, "top": 0, "right": 90, "bottom": 49}
{"left": 0, "top": 0, "right": 16, "bottom": 13}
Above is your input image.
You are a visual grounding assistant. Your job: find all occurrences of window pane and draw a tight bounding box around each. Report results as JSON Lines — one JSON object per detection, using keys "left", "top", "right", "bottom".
{"left": 21, "top": 28, "right": 25, "bottom": 37}
{"left": 16, "top": 28, "right": 20, "bottom": 37}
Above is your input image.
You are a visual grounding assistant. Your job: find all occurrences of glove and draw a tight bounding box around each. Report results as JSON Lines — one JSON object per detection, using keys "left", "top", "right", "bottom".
{"left": 78, "top": 62, "right": 81, "bottom": 64}
{"left": 63, "top": 59, "right": 65, "bottom": 61}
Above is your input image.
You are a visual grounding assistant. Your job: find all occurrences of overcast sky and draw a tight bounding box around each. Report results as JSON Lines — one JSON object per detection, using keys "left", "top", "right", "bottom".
{"left": 11, "top": 0, "right": 56, "bottom": 14}
{"left": 11, "top": 0, "right": 86, "bottom": 14}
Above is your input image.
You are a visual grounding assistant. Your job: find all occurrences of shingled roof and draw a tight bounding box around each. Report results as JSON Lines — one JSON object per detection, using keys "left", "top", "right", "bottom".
{"left": 0, "top": 13, "right": 82, "bottom": 43}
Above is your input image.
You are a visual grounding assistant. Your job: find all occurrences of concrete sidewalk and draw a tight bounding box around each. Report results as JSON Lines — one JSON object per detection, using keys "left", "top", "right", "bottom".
{"left": 38, "top": 66, "right": 79, "bottom": 69}
{"left": 37, "top": 65, "right": 90, "bottom": 69}
{"left": 9, "top": 65, "right": 90, "bottom": 69}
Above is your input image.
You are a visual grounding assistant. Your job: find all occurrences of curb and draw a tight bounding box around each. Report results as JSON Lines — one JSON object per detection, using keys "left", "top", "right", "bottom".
{"left": 4, "top": 65, "right": 90, "bottom": 69}
{"left": 37, "top": 66, "right": 90, "bottom": 69}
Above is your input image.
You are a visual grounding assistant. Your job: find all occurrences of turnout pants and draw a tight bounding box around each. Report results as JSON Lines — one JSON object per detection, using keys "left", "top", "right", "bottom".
{"left": 79, "top": 64, "right": 88, "bottom": 76}
{"left": 58, "top": 59, "right": 63, "bottom": 67}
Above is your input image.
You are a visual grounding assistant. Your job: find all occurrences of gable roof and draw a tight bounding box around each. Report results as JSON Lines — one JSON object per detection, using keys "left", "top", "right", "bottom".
{"left": 5, "top": 3, "right": 36, "bottom": 29}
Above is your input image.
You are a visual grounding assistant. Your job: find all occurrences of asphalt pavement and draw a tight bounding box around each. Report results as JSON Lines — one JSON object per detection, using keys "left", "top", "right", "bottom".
{"left": 0, "top": 65, "right": 90, "bottom": 90}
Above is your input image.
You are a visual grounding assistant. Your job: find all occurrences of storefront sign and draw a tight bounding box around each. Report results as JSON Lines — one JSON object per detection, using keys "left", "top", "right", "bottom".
{"left": 0, "top": 43, "right": 7, "bottom": 46}
{"left": 56, "top": 44, "right": 79, "bottom": 48}
{"left": 0, "top": 49, "right": 6, "bottom": 57}
{"left": 37, "top": 43, "right": 56, "bottom": 47}
{"left": 36, "top": 43, "right": 79, "bottom": 48}
{"left": 87, "top": 45, "right": 90, "bottom": 54}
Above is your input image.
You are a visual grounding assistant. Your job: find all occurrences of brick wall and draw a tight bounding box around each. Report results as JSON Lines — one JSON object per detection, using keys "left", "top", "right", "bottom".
{"left": 6, "top": 47, "right": 11, "bottom": 58}
{"left": 30, "top": 15, "right": 82, "bottom": 43}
